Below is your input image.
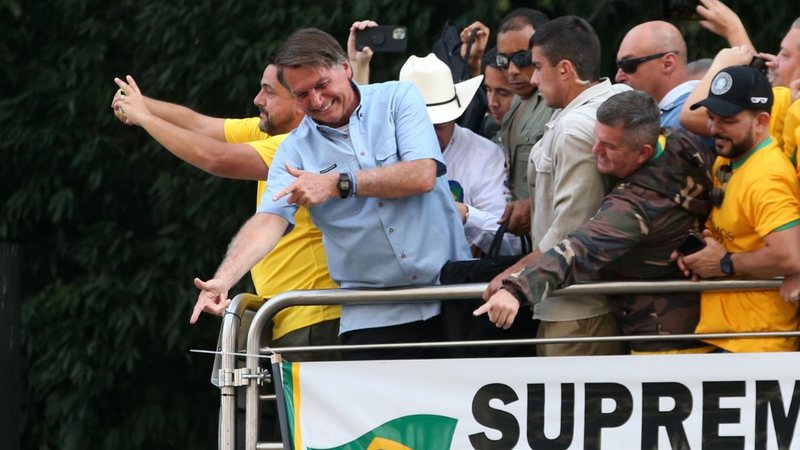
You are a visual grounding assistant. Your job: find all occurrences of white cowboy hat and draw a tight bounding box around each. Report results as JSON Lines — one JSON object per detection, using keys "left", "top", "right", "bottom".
{"left": 399, "top": 53, "right": 484, "bottom": 124}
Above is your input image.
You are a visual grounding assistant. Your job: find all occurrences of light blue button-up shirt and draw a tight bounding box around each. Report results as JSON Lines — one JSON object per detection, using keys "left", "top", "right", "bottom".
{"left": 258, "top": 80, "right": 471, "bottom": 333}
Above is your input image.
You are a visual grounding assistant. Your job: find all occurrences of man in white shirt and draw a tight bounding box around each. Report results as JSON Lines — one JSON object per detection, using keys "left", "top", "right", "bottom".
{"left": 400, "top": 54, "right": 520, "bottom": 255}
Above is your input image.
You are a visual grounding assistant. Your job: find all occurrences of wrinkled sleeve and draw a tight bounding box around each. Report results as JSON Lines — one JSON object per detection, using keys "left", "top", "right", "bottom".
{"left": 508, "top": 194, "right": 648, "bottom": 304}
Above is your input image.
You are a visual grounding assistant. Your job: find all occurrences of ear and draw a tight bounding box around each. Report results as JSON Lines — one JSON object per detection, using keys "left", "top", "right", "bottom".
{"left": 558, "top": 60, "right": 573, "bottom": 79}
{"left": 342, "top": 60, "right": 353, "bottom": 80}
{"left": 662, "top": 52, "right": 677, "bottom": 74}
{"left": 638, "top": 143, "right": 654, "bottom": 164}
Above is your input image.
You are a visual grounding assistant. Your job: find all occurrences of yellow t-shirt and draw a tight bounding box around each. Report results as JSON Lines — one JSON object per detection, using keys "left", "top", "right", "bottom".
{"left": 224, "top": 117, "right": 340, "bottom": 339}
{"left": 697, "top": 138, "right": 800, "bottom": 352}
{"left": 784, "top": 99, "right": 800, "bottom": 175}
{"left": 769, "top": 87, "right": 791, "bottom": 159}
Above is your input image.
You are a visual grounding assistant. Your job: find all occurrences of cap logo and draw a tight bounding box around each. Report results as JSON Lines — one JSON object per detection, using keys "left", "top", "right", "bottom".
{"left": 751, "top": 97, "right": 768, "bottom": 104}
{"left": 710, "top": 72, "right": 733, "bottom": 95}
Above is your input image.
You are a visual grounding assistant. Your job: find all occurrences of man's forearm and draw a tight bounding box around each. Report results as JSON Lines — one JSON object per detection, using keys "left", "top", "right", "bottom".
{"left": 137, "top": 113, "right": 267, "bottom": 180}
{"left": 144, "top": 97, "right": 225, "bottom": 140}
{"left": 355, "top": 158, "right": 437, "bottom": 198}
{"left": 212, "top": 213, "right": 289, "bottom": 289}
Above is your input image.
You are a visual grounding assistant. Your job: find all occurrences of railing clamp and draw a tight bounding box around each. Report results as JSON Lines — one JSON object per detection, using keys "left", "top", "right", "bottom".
{"left": 218, "top": 367, "right": 270, "bottom": 388}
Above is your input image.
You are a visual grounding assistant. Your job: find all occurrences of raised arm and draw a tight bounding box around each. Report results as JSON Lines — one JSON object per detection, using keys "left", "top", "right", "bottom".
{"left": 460, "top": 21, "right": 490, "bottom": 77}
{"left": 697, "top": 0, "right": 756, "bottom": 51}
{"left": 347, "top": 20, "right": 377, "bottom": 85}
{"left": 113, "top": 76, "right": 267, "bottom": 180}
{"left": 679, "top": 46, "right": 754, "bottom": 135}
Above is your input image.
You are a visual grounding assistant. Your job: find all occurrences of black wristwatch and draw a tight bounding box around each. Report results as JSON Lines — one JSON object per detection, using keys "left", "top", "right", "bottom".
{"left": 720, "top": 252, "right": 734, "bottom": 276}
{"left": 337, "top": 172, "right": 352, "bottom": 199}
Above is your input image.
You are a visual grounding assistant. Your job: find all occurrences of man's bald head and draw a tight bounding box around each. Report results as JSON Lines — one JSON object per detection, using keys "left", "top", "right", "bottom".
{"left": 615, "top": 21, "right": 689, "bottom": 102}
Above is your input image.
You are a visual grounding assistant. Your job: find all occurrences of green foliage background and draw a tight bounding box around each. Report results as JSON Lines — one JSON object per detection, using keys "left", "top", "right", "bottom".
{"left": 0, "top": 0, "right": 794, "bottom": 448}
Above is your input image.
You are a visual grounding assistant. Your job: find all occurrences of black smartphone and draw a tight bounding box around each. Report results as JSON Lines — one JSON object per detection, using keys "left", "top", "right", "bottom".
{"left": 677, "top": 232, "right": 706, "bottom": 255}
{"left": 663, "top": 0, "right": 702, "bottom": 20}
{"left": 355, "top": 26, "right": 408, "bottom": 53}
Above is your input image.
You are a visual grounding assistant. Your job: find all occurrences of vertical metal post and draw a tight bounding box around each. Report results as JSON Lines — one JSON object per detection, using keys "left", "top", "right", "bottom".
{"left": 0, "top": 243, "right": 21, "bottom": 450}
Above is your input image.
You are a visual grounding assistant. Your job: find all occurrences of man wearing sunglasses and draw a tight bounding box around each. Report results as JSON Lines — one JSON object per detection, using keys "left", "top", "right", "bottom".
{"left": 615, "top": 21, "right": 697, "bottom": 129}
{"left": 675, "top": 66, "right": 800, "bottom": 353}
{"left": 493, "top": 8, "right": 555, "bottom": 237}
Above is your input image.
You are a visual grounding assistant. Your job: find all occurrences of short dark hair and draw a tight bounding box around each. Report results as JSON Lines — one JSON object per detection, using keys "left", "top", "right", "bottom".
{"left": 529, "top": 16, "right": 601, "bottom": 81}
{"left": 274, "top": 28, "right": 347, "bottom": 87}
{"left": 596, "top": 91, "right": 661, "bottom": 148}
{"left": 498, "top": 8, "right": 549, "bottom": 33}
{"left": 482, "top": 47, "right": 500, "bottom": 69}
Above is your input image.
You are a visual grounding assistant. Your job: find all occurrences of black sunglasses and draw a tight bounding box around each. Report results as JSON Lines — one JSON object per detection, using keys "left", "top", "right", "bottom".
{"left": 616, "top": 51, "right": 677, "bottom": 74}
{"left": 496, "top": 50, "right": 532, "bottom": 70}
{"left": 709, "top": 164, "right": 732, "bottom": 208}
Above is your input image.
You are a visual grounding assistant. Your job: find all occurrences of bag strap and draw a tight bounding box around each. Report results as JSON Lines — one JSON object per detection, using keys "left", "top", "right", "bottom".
{"left": 487, "top": 222, "right": 533, "bottom": 258}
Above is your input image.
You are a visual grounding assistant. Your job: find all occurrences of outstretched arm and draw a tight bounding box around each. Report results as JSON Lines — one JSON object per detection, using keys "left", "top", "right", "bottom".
{"left": 191, "top": 213, "right": 289, "bottom": 323}
{"left": 113, "top": 75, "right": 267, "bottom": 180}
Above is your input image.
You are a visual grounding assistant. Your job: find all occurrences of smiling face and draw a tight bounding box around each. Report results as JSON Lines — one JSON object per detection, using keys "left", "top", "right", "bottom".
{"left": 772, "top": 28, "right": 800, "bottom": 88}
{"left": 706, "top": 110, "right": 763, "bottom": 159}
{"left": 252, "top": 65, "right": 303, "bottom": 135}
{"left": 496, "top": 26, "right": 536, "bottom": 99}
{"left": 592, "top": 121, "right": 650, "bottom": 178}
{"left": 280, "top": 62, "right": 357, "bottom": 127}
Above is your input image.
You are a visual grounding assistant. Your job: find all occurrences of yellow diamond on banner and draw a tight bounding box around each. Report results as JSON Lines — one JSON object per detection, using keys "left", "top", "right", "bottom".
{"left": 365, "top": 437, "right": 412, "bottom": 450}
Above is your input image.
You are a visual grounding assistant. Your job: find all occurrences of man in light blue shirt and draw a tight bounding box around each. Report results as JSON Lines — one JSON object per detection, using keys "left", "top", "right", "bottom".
{"left": 192, "top": 28, "right": 470, "bottom": 360}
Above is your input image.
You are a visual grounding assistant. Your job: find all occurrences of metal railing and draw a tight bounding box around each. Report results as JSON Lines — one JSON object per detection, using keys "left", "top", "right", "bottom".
{"left": 212, "top": 278, "right": 795, "bottom": 450}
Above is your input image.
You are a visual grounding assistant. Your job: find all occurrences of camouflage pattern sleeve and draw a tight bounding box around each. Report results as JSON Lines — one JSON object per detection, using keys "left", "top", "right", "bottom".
{"left": 504, "top": 193, "right": 649, "bottom": 305}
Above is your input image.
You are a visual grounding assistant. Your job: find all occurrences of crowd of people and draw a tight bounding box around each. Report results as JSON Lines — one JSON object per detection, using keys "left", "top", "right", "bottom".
{"left": 111, "top": 0, "right": 800, "bottom": 360}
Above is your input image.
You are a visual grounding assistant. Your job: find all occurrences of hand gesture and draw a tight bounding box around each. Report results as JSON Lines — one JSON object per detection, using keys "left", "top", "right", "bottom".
{"left": 190, "top": 277, "right": 231, "bottom": 324}
{"left": 473, "top": 288, "right": 520, "bottom": 329}
{"left": 272, "top": 162, "right": 339, "bottom": 207}
{"left": 112, "top": 75, "right": 151, "bottom": 126}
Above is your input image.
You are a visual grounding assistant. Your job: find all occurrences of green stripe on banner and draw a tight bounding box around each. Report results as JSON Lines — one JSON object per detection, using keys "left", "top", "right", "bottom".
{"left": 307, "top": 414, "right": 458, "bottom": 450}
{"left": 281, "top": 362, "right": 297, "bottom": 446}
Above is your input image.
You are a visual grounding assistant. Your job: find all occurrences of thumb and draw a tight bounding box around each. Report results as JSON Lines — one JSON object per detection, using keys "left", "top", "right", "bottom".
{"left": 285, "top": 162, "right": 302, "bottom": 177}
{"left": 194, "top": 277, "right": 209, "bottom": 291}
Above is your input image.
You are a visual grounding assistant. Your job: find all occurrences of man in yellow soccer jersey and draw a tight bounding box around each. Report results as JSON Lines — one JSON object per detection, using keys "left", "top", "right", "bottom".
{"left": 675, "top": 66, "right": 800, "bottom": 353}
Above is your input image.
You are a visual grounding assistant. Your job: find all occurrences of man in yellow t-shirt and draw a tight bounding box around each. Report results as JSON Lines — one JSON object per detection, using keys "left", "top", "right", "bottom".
{"left": 678, "top": 66, "right": 800, "bottom": 352}
{"left": 111, "top": 64, "right": 340, "bottom": 360}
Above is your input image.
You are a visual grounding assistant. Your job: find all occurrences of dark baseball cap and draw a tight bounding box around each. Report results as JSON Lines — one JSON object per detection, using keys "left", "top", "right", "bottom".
{"left": 690, "top": 65, "right": 773, "bottom": 117}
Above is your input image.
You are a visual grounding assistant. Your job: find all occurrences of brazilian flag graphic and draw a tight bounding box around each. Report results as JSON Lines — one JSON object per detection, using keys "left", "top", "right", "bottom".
{"left": 308, "top": 414, "right": 458, "bottom": 450}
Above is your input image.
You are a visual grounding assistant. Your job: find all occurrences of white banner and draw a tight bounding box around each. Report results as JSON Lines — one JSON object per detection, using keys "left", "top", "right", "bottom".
{"left": 278, "top": 352, "right": 800, "bottom": 450}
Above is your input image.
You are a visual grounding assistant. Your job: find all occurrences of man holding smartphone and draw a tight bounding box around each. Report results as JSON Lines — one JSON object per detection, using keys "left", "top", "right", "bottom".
{"left": 478, "top": 90, "right": 715, "bottom": 354}
{"left": 677, "top": 66, "right": 800, "bottom": 352}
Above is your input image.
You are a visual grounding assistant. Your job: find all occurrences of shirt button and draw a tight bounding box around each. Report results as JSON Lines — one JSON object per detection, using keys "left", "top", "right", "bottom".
{"left": 411, "top": 275, "right": 418, "bottom": 281}
{"left": 378, "top": 201, "right": 384, "bottom": 208}
{"left": 360, "top": 151, "right": 365, "bottom": 156}
{"left": 388, "top": 227, "right": 394, "bottom": 233}
{"left": 400, "top": 253, "right": 406, "bottom": 259}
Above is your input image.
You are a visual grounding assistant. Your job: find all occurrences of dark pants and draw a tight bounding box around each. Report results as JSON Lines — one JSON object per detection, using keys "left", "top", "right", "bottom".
{"left": 340, "top": 315, "right": 444, "bottom": 360}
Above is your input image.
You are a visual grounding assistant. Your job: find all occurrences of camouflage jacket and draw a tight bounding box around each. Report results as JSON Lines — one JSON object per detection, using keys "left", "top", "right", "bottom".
{"left": 504, "top": 128, "right": 714, "bottom": 351}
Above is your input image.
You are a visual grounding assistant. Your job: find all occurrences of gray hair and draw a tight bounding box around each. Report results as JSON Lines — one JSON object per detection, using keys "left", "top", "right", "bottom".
{"left": 596, "top": 91, "right": 661, "bottom": 148}
{"left": 274, "top": 28, "right": 347, "bottom": 88}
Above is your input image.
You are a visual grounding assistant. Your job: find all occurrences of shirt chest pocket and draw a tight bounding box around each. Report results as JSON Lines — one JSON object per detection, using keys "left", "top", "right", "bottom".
{"left": 373, "top": 138, "right": 400, "bottom": 168}
{"left": 531, "top": 143, "right": 554, "bottom": 174}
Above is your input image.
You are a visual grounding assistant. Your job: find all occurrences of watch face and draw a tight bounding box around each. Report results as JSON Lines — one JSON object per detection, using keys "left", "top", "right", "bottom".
{"left": 721, "top": 254, "right": 733, "bottom": 275}
{"left": 338, "top": 173, "right": 351, "bottom": 198}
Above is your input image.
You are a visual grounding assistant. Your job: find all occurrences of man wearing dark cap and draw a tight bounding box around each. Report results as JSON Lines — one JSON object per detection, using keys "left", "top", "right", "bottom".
{"left": 675, "top": 65, "right": 800, "bottom": 352}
